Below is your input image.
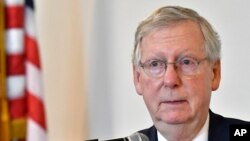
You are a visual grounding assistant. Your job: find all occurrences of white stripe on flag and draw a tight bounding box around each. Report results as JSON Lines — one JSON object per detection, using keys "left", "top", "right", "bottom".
{"left": 4, "top": 0, "right": 24, "bottom": 6}
{"left": 25, "top": 6, "right": 36, "bottom": 38}
{"left": 26, "top": 61, "right": 44, "bottom": 100}
{"left": 27, "top": 118, "right": 47, "bottom": 141}
{"left": 7, "top": 75, "right": 25, "bottom": 99}
{"left": 5, "top": 29, "right": 24, "bottom": 54}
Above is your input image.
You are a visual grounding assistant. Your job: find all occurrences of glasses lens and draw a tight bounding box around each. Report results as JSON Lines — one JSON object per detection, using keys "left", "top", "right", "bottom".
{"left": 141, "top": 57, "right": 205, "bottom": 78}
{"left": 177, "top": 57, "right": 199, "bottom": 75}
{"left": 144, "top": 60, "right": 165, "bottom": 77}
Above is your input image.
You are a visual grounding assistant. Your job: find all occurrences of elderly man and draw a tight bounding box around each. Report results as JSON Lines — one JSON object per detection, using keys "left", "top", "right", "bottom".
{"left": 131, "top": 6, "right": 250, "bottom": 141}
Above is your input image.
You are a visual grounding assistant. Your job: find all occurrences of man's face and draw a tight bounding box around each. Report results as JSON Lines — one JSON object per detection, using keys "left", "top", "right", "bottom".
{"left": 133, "top": 21, "right": 221, "bottom": 126}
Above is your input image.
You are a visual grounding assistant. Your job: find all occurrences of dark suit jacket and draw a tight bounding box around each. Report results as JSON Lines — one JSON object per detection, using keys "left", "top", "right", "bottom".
{"left": 139, "top": 110, "right": 250, "bottom": 141}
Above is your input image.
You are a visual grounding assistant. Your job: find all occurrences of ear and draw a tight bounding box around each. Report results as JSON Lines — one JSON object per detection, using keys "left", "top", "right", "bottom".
{"left": 133, "top": 65, "right": 143, "bottom": 95}
{"left": 211, "top": 60, "right": 221, "bottom": 91}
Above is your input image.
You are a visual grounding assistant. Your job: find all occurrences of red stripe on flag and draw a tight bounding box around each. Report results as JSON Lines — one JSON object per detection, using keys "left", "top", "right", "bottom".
{"left": 27, "top": 92, "right": 46, "bottom": 130}
{"left": 25, "top": 35, "right": 41, "bottom": 68}
{"left": 7, "top": 54, "right": 25, "bottom": 75}
{"left": 5, "top": 6, "right": 24, "bottom": 28}
{"left": 9, "top": 96, "right": 27, "bottom": 119}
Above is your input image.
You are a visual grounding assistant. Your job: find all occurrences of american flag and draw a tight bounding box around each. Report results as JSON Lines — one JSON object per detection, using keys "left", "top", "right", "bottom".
{"left": 0, "top": 0, "right": 47, "bottom": 140}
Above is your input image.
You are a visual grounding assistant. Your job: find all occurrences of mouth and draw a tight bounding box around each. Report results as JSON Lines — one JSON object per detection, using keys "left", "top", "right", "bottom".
{"left": 166, "top": 100, "right": 187, "bottom": 103}
{"left": 160, "top": 99, "right": 188, "bottom": 106}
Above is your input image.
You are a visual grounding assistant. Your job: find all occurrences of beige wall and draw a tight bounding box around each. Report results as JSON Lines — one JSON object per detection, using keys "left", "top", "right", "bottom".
{"left": 86, "top": 0, "right": 250, "bottom": 140}
{"left": 35, "top": 0, "right": 87, "bottom": 140}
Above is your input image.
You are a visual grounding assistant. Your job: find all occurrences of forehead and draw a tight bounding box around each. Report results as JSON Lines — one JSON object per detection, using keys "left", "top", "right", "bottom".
{"left": 140, "top": 21, "right": 205, "bottom": 59}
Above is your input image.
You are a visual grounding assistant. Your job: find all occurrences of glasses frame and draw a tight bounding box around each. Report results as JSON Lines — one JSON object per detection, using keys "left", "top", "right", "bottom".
{"left": 139, "top": 57, "right": 208, "bottom": 78}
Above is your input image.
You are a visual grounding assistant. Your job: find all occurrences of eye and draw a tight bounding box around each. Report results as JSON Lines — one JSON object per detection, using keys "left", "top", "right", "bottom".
{"left": 179, "top": 57, "right": 197, "bottom": 66}
{"left": 149, "top": 60, "right": 165, "bottom": 68}
{"left": 145, "top": 60, "right": 165, "bottom": 76}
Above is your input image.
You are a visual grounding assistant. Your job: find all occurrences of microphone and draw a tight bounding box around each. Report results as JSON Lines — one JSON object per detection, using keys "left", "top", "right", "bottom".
{"left": 127, "top": 132, "right": 149, "bottom": 141}
{"left": 104, "top": 132, "right": 149, "bottom": 141}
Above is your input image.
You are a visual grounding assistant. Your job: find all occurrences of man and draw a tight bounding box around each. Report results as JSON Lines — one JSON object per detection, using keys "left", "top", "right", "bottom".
{"left": 131, "top": 6, "right": 250, "bottom": 141}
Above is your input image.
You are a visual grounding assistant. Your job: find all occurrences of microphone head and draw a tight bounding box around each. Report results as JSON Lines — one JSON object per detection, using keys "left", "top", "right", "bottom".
{"left": 102, "top": 132, "right": 149, "bottom": 141}
{"left": 104, "top": 138, "right": 127, "bottom": 141}
{"left": 127, "top": 132, "right": 149, "bottom": 141}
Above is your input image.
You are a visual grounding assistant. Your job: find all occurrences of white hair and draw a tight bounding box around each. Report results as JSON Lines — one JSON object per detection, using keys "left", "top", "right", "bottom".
{"left": 132, "top": 6, "right": 221, "bottom": 67}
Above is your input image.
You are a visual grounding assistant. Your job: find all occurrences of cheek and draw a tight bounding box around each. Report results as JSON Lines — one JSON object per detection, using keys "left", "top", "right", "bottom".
{"left": 186, "top": 67, "right": 213, "bottom": 92}
{"left": 141, "top": 75, "right": 163, "bottom": 93}
{"left": 189, "top": 76, "right": 211, "bottom": 91}
{"left": 141, "top": 77, "right": 163, "bottom": 111}
{"left": 143, "top": 93, "right": 160, "bottom": 119}
{"left": 184, "top": 74, "right": 212, "bottom": 106}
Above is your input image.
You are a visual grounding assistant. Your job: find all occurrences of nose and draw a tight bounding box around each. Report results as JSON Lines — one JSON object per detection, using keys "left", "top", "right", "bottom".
{"left": 163, "top": 64, "right": 181, "bottom": 88}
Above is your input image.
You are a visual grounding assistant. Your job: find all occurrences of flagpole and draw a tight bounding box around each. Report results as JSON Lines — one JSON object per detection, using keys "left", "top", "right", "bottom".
{"left": 0, "top": 0, "right": 11, "bottom": 140}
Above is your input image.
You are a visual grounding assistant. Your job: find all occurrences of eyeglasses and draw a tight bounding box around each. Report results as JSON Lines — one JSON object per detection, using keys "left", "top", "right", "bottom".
{"left": 139, "top": 57, "right": 207, "bottom": 78}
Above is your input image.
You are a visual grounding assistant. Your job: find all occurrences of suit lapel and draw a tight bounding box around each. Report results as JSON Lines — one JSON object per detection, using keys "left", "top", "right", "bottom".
{"left": 139, "top": 126, "right": 158, "bottom": 141}
{"left": 208, "top": 110, "right": 229, "bottom": 141}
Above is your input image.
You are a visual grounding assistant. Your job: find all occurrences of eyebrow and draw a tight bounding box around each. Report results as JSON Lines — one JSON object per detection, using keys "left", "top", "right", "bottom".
{"left": 143, "top": 51, "right": 199, "bottom": 61}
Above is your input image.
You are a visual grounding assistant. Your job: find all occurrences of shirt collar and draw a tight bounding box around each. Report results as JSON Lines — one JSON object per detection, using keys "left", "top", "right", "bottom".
{"left": 157, "top": 114, "right": 210, "bottom": 141}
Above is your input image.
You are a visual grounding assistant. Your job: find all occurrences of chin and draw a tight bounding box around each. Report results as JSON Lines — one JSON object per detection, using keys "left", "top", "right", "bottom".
{"left": 157, "top": 111, "right": 191, "bottom": 125}
{"left": 164, "top": 118, "right": 188, "bottom": 124}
